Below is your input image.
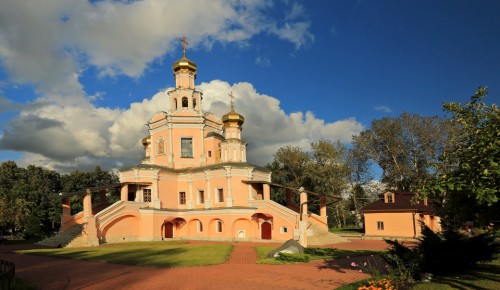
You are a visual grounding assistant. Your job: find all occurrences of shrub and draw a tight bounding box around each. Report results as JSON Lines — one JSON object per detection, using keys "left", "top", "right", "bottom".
{"left": 382, "top": 240, "right": 422, "bottom": 282}
{"left": 304, "top": 247, "right": 336, "bottom": 256}
{"left": 275, "top": 252, "right": 310, "bottom": 263}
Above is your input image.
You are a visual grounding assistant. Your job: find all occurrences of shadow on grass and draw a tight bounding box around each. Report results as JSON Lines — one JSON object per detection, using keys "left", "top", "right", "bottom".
{"left": 16, "top": 244, "right": 233, "bottom": 268}
{"left": 413, "top": 261, "right": 500, "bottom": 290}
{"left": 318, "top": 253, "right": 387, "bottom": 275}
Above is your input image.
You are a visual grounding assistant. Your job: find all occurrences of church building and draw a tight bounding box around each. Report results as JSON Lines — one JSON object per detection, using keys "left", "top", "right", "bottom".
{"left": 52, "top": 41, "right": 331, "bottom": 247}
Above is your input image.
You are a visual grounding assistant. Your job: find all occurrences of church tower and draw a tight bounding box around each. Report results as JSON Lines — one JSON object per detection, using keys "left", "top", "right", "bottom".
{"left": 221, "top": 92, "right": 247, "bottom": 163}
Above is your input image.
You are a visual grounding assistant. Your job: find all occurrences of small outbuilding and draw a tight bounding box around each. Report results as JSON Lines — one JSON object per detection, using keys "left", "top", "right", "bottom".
{"left": 361, "top": 191, "right": 441, "bottom": 239}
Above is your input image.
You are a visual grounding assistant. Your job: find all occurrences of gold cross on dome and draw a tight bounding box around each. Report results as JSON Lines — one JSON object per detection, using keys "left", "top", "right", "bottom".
{"left": 228, "top": 91, "right": 235, "bottom": 111}
{"left": 179, "top": 36, "right": 188, "bottom": 57}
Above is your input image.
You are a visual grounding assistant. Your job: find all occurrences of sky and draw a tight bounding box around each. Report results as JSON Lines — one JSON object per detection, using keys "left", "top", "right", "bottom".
{"left": 0, "top": 0, "right": 499, "bottom": 173}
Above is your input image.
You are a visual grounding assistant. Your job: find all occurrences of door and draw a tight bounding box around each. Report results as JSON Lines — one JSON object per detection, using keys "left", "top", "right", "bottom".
{"left": 261, "top": 221, "right": 272, "bottom": 240}
{"left": 165, "top": 222, "right": 174, "bottom": 238}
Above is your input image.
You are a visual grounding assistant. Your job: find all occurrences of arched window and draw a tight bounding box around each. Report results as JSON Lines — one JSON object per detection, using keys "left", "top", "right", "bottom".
{"left": 198, "top": 220, "right": 203, "bottom": 232}
{"left": 216, "top": 220, "right": 223, "bottom": 233}
{"left": 182, "top": 97, "right": 188, "bottom": 108}
{"left": 193, "top": 98, "right": 197, "bottom": 109}
{"left": 173, "top": 98, "right": 178, "bottom": 110}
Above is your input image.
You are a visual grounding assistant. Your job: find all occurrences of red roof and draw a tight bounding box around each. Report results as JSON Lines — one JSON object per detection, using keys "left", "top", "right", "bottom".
{"left": 360, "top": 191, "right": 435, "bottom": 214}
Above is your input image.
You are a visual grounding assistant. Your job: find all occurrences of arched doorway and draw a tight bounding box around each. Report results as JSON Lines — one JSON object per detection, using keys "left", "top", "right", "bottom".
{"left": 261, "top": 221, "right": 272, "bottom": 240}
{"left": 165, "top": 222, "right": 174, "bottom": 238}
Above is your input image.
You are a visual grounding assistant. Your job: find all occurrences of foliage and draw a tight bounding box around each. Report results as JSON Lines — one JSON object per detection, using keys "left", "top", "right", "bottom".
{"left": 0, "top": 161, "right": 119, "bottom": 238}
{"left": 383, "top": 239, "right": 422, "bottom": 282}
{"left": 17, "top": 242, "right": 233, "bottom": 267}
{"left": 352, "top": 113, "right": 456, "bottom": 192}
{"left": 357, "top": 278, "right": 395, "bottom": 290}
{"left": 423, "top": 87, "right": 500, "bottom": 227}
{"left": 268, "top": 140, "right": 350, "bottom": 227}
{"left": 383, "top": 225, "right": 499, "bottom": 284}
{"left": 303, "top": 247, "right": 336, "bottom": 256}
{"left": 275, "top": 252, "right": 310, "bottom": 263}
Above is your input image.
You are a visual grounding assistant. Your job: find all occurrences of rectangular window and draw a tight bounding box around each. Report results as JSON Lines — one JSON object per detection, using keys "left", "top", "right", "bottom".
{"left": 217, "top": 188, "right": 224, "bottom": 203}
{"left": 208, "top": 151, "right": 212, "bottom": 157}
{"left": 280, "top": 227, "right": 288, "bottom": 234}
{"left": 179, "top": 192, "right": 186, "bottom": 205}
{"left": 181, "top": 138, "right": 193, "bottom": 158}
{"left": 198, "top": 190, "right": 205, "bottom": 204}
{"left": 377, "top": 221, "right": 384, "bottom": 230}
{"left": 387, "top": 193, "right": 393, "bottom": 203}
{"left": 143, "top": 189, "right": 152, "bottom": 202}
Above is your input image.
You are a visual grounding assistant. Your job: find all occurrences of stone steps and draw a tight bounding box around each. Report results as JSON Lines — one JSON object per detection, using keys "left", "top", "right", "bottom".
{"left": 37, "top": 224, "right": 84, "bottom": 248}
{"left": 307, "top": 223, "right": 350, "bottom": 246}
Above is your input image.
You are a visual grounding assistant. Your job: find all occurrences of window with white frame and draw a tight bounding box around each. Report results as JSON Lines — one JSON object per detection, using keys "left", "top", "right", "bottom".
{"left": 216, "top": 220, "right": 223, "bottom": 233}
{"left": 387, "top": 193, "right": 394, "bottom": 203}
{"left": 280, "top": 226, "right": 288, "bottom": 234}
{"left": 181, "top": 138, "right": 193, "bottom": 158}
{"left": 179, "top": 192, "right": 186, "bottom": 205}
{"left": 377, "top": 221, "right": 384, "bottom": 230}
{"left": 198, "top": 190, "right": 205, "bottom": 204}
{"left": 217, "top": 188, "right": 224, "bottom": 202}
{"left": 143, "top": 189, "right": 152, "bottom": 202}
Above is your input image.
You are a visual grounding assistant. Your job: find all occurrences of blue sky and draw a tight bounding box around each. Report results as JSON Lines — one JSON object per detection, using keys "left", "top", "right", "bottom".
{"left": 0, "top": 0, "right": 499, "bottom": 173}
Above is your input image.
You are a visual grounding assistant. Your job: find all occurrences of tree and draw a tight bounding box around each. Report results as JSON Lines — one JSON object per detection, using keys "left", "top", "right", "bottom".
{"left": 268, "top": 140, "right": 351, "bottom": 227}
{"left": 352, "top": 113, "right": 456, "bottom": 192}
{"left": 423, "top": 87, "right": 500, "bottom": 227}
{"left": 347, "top": 145, "right": 373, "bottom": 227}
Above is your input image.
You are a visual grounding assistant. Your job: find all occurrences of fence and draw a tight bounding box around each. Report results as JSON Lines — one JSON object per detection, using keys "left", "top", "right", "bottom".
{"left": 0, "top": 260, "right": 15, "bottom": 290}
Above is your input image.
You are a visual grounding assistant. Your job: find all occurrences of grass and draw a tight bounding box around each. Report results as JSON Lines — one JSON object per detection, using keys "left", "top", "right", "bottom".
{"left": 16, "top": 241, "right": 233, "bottom": 268}
{"left": 10, "top": 277, "right": 37, "bottom": 290}
{"left": 255, "top": 245, "right": 381, "bottom": 264}
{"left": 338, "top": 258, "right": 500, "bottom": 290}
{"left": 411, "top": 258, "right": 500, "bottom": 290}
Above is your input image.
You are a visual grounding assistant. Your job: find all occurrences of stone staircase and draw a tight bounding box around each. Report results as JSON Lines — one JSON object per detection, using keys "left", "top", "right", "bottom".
{"left": 37, "top": 224, "right": 88, "bottom": 248}
{"left": 307, "top": 223, "right": 350, "bottom": 246}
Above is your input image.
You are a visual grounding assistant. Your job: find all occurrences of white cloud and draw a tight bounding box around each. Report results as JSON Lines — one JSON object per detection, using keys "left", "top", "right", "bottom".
{"left": 0, "top": 81, "right": 363, "bottom": 171}
{"left": 374, "top": 105, "right": 392, "bottom": 113}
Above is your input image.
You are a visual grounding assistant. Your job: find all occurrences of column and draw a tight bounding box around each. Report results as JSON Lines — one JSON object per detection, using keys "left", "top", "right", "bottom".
{"left": 247, "top": 168, "right": 254, "bottom": 201}
{"left": 168, "top": 122, "right": 174, "bottom": 166}
{"left": 188, "top": 175, "right": 194, "bottom": 209}
{"left": 60, "top": 197, "right": 72, "bottom": 231}
{"left": 152, "top": 172, "right": 161, "bottom": 209}
{"left": 200, "top": 125, "right": 206, "bottom": 164}
{"left": 263, "top": 184, "right": 271, "bottom": 200}
{"left": 120, "top": 184, "right": 128, "bottom": 201}
{"left": 320, "top": 196, "right": 327, "bottom": 217}
{"left": 204, "top": 171, "right": 212, "bottom": 209}
{"left": 299, "top": 188, "right": 308, "bottom": 221}
{"left": 224, "top": 166, "right": 233, "bottom": 207}
{"left": 83, "top": 189, "right": 99, "bottom": 246}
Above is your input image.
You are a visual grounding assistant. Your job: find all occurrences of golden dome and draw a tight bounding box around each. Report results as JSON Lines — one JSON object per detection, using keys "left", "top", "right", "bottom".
{"left": 172, "top": 56, "right": 197, "bottom": 77}
{"left": 222, "top": 109, "right": 245, "bottom": 126}
{"left": 142, "top": 136, "right": 151, "bottom": 146}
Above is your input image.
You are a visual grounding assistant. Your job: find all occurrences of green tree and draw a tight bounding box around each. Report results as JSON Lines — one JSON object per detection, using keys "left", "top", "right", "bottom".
{"left": 352, "top": 113, "right": 456, "bottom": 192}
{"left": 423, "top": 87, "right": 500, "bottom": 227}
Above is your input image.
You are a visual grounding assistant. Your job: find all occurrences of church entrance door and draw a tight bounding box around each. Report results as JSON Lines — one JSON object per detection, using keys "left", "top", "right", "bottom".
{"left": 261, "top": 222, "right": 272, "bottom": 240}
{"left": 165, "top": 222, "right": 174, "bottom": 238}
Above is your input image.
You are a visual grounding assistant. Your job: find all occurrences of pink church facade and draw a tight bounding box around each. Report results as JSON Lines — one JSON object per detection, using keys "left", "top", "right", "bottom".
{"left": 56, "top": 48, "right": 329, "bottom": 247}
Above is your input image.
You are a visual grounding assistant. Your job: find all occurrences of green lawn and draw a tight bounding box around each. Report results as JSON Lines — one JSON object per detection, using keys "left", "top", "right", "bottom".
{"left": 255, "top": 245, "right": 380, "bottom": 264}
{"left": 16, "top": 241, "right": 233, "bottom": 268}
{"left": 337, "top": 259, "right": 500, "bottom": 290}
{"left": 411, "top": 259, "right": 500, "bottom": 290}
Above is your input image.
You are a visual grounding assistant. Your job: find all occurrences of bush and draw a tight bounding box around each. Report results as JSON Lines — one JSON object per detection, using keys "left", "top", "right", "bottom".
{"left": 304, "top": 247, "right": 336, "bottom": 256}
{"left": 275, "top": 252, "right": 310, "bottom": 263}
{"left": 383, "top": 225, "right": 499, "bottom": 283}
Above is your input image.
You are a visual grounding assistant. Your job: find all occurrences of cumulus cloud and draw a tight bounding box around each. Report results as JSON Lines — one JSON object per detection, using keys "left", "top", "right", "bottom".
{"left": 0, "top": 81, "right": 363, "bottom": 171}
{"left": 374, "top": 105, "right": 393, "bottom": 113}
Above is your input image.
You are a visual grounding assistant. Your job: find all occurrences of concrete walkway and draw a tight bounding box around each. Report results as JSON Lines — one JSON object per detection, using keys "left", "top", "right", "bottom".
{"left": 0, "top": 240, "right": 389, "bottom": 290}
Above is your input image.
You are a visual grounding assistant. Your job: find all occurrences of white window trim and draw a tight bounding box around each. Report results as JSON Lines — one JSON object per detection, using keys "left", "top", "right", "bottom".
{"left": 197, "top": 190, "right": 205, "bottom": 204}
{"left": 215, "top": 187, "right": 224, "bottom": 203}
{"left": 179, "top": 191, "right": 187, "bottom": 205}
{"left": 280, "top": 226, "right": 288, "bottom": 234}
{"left": 180, "top": 137, "right": 194, "bottom": 158}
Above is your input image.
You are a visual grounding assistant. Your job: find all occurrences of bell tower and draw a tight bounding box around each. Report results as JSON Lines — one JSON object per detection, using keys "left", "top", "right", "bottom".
{"left": 221, "top": 92, "right": 247, "bottom": 163}
{"left": 168, "top": 37, "right": 203, "bottom": 114}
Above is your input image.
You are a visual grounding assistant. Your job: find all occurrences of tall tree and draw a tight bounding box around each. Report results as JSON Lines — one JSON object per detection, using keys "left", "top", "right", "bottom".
{"left": 352, "top": 113, "right": 456, "bottom": 192}
{"left": 423, "top": 87, "right": 500, "bottom": 227}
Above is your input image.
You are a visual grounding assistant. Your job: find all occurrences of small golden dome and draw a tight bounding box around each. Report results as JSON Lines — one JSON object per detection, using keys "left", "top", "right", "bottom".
{"left": 222, "top": 110, "right": 244, "bottom": 126}
{"left": 142, "top": 136, "right": 151, "bottom": 146}
{"left": 172, "top": 56, "right": 197, "bottom": 77}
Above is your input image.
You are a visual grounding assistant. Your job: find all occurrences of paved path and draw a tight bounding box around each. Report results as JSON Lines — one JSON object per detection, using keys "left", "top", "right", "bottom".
{"left": 0, "top": 240, "right": 389, "bottom": 290}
